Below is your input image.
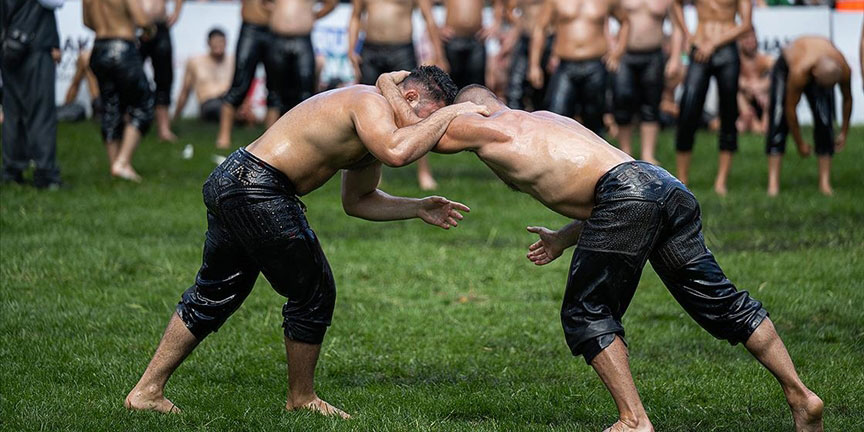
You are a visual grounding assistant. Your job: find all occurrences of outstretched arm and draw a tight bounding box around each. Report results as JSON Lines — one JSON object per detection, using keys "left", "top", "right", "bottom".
{"left": 525, "top": 220, "right": 584, "bottom": 266}
{"left": 341, "top": 161, "right": 469, "bottom": 228}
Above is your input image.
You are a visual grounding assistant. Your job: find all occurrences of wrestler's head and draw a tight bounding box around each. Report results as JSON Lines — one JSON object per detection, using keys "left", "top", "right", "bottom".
{"left": 740, "top": 30, "right": 757, "bottom": 56}
{"left": 813, "top": 56, "right": 843, "bottom": 87}
{"left": 399, "top": 65, "right": 458, "bottom": 119}
{"left": 207, "top": 28, "right": 226, "bottom": 61}
{"left": 454, "top": 84, "right": 507, "bottom": 114}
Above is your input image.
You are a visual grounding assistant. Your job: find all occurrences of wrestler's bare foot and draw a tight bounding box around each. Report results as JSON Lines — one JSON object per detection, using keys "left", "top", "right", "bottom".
{"left": 215, "top": 138, "right": 231, "bottom": 150}
{"left": 287, "top": 396, "right": 351, "bottom": 419}
{"left": 418, "top": 172, "right": 438, "bottom": 191}
{"left": 714, "top": 182, "right": 728, "bottom": 197}
{"left": 819, "top": 183, "right": 833, "bottom": 197}
{"left": 124, "top": 385, "right": 181, "bottom": 414}
{"left": 159, "top": 129, "right": 178, "bottom": 143}
{"left": 111, "top": 163, "right": 142, "bottom": 183}
{"left": 602, "top": 418, "right": 654, "bottom": 432}
{"left": 788, "top": 390, "right": 823, "bottom": 432}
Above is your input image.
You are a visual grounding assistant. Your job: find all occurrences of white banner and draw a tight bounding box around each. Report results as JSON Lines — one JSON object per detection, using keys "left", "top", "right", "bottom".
{"left": 54, "top": 2, "right": 864, "bottom": 124}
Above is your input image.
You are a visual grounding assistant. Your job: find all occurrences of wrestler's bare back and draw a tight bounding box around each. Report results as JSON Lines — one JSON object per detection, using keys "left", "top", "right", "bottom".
{"left": 439, "top": 110, "right": 632, "bottom": 220}
{"left": 83, "top": 0, "right": 149, "bottom": 39}
{"left": 245, "top": 86, "right": 390, "bottom": 194}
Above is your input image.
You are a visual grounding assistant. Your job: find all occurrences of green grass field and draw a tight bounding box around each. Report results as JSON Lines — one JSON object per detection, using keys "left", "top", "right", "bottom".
{"left": 1, "top": 121, "right": 863, "bottom": 431}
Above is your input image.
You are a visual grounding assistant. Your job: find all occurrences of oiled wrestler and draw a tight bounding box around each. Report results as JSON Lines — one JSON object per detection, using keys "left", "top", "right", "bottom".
{"left": 420, "top": 85, "right": 824, "bottom": 432}
{"left": 124, "top": 67, "right": 488, "bottom": 418}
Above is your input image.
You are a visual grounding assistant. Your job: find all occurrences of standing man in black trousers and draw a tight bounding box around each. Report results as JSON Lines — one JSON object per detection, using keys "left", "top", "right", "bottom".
{"left": 138, "top": 0, "right": 183, "bottom": 142}
{"left": 439, "top": 0, "right": 504, "bottom": 89}
{"left": 0, "top": 0, "right": 64, "bottom": 189}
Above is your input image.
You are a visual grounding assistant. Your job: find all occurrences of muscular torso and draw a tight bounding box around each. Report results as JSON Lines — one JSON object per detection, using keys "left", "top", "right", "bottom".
{"left": 242, "top": 0, "right": 270, "bottom": 26}
{"left": 245, "top": 86, "right": 385, "bottom": 195}
{"left": 444, "top": 0, "right": 485, "bottom": 37}
{"left": 693, "top": 0, "right": 738, "bottom": 48}
{"left": 271, "top": 0, "right": 317, "bottom": 35}
{"left": 550, "top": 0, "right": 613, "bottom": 61}
{"left": 783, "top": 36, "right": 846, "bottom": 88}
{"left": 84, "top": 0, "right": 137, "bottom": 40}
{"left": 515, "top": 0, "right": 544, "bottom": 35}
{"left": 140, "top": 0, "right": 167, "bottom": 22}
{"left": 621, "top": 0, "right": 670, "bottom": 51}
{"left": 470, "top": 111, "right": 632, "bottom": 219}
{"left": 191, "top": 55, "right": 234, "bottom": 102}
{"left": 363, "top": 0, "right": 415, "bottom": 44}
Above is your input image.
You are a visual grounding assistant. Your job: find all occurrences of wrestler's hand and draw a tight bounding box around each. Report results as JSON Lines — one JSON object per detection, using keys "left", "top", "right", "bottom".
{"left": 477, "top": 23, "right": 500, "bottom": 42}
{"left": 693, "top": 41, "right": 715, "bottom": 63}
{"left": 452, "top": 102, "right": 491, "bottom": 117}
{"left": 528, "top": 65, "right": 544, "bottom": 89}
{"left": 796, "top": 140, "right": 812, "bottom": 158}
{"left": 665, "top": 57, "right": 682, "bottom": 81}
{"left": 350, "top": 52, "right": 363, "bottom": 83}
{"left": 835, "top": 132, "right": 846, "bottom": 152}
{"left": 417, "top": 196, "right": 470, "bottom": 229}
{"left": 51, "top": 48, "right": 61, "bottom": 64}
{"left": 525, "top": 226, "right": 567, "bottom": 266}
{"left": 439, "top": 26, "right": 455, "bottom": 43}
{"left": 604, "top": 51, "right": 622, "bottom": 73}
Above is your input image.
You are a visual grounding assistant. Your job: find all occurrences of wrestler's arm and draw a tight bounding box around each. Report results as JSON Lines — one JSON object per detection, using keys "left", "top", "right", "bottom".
{"left": 348, "top": 0, "right": 364, "bottom": 81}
{"left": 341, "top": 161, "right": 469, "bottom": 228}
{"left": 671, "top": 0, "right": 689, "bottom": 42}
{"left": 168, "top": 0, "right": 183, "bottom": 27}
{"left": 173, "top": 59, "right": 196, "bottom": 121}
{"left": 527, "top": 0, "right": 553, "bottom": 88}
{"left": 435, "top": 113, "right": 494, "bottom": 153}
{"left": 606, "top": 0, "right": 630, "bottom": 72}
{"left": 65, "top": 57, "right": 87, "bottom": 104}
{"left": 784, "top": 69, "right": 809, "bottom": 157}
{"left": 125, "top": 0, "right": 153, "bottom": 28}
{"left": 83, "top": 0, "right": 94, "bottom": 30}
{"left": 352, "top": 95, "right": 487, "bottom": 167}
{"left": 526, "top": 221, "right": 584, "bottom": 266}
{"left": 418, "top": 0, "right": 447, "bottom": 68}
{"left": 316, "top": 0, "right": 338, "bottom": 19}
{"left": 837, "top": 64, "right": 852, "bottom": 150}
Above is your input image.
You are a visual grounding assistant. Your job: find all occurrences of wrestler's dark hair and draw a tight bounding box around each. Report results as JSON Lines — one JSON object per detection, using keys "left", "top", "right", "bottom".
{"left": 454, "top": 84, "right": 505, "bottom": 108}
{"left": 403, "top": 65, "right": 458, "bottom": 105}
{"left": 207, "top": 28, "right": 226, "bottom": 41}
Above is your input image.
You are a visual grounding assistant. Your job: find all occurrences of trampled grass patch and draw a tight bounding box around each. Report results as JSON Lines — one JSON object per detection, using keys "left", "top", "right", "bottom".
{"left": 1, "top": 121, "right": 862, "bottom": 431}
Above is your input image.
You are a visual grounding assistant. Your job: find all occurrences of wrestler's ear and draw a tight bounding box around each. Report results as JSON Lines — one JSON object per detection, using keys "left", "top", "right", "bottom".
{"left": 404, "top": 89, "right": 420, "bottom": 104}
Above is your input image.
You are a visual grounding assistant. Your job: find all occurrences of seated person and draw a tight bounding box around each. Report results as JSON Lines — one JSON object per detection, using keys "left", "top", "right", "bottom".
{"left": 737, "top": 30, "right": 773, "bottom": 134}
{"left": 173, "top": 28, "right": 236, "bottom": 123}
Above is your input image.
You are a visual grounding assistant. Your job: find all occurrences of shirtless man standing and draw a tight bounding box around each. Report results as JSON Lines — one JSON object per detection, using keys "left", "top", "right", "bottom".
{"left": 138, "top": 0, "right": 182, "bottom": 142}
{"left": 348, "top": 0, "right": 445, "bottom": 190}
{"left": 269, "top": 0, "right": 336, "bottom": 114}
{"left": 124, "top": 67, "right": 489, "bottom": 418}
{"left": 611, "top": 0, "right": 678, "bottom": 164}
{"left": 216, "top": 0, "right": 280, "bottom": 149}
{"left": 766, "top": 36, "right": 852, "bottom": 197}
{"left": 173, "top": 29, "right": 235, "bottom": 123}
{"left": 503, "top": 0, "right": 553, "bottom": 111}
{"left": 83, "top": 0, "right": 155, "bottom": 182}
{"left": 529, "top": 0, "right": 630, "bottom": 136}
{"left": 671, "top": 0, "right": 752, "bottom": 195}
{"left": 426, "top": 84, "right": 824, "bottom": 432}
{"left": 737, "top": 29, "right": 773, "bottom": 134}
{"left": 439, "top": 0, "right": 504, "bottom": 88}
